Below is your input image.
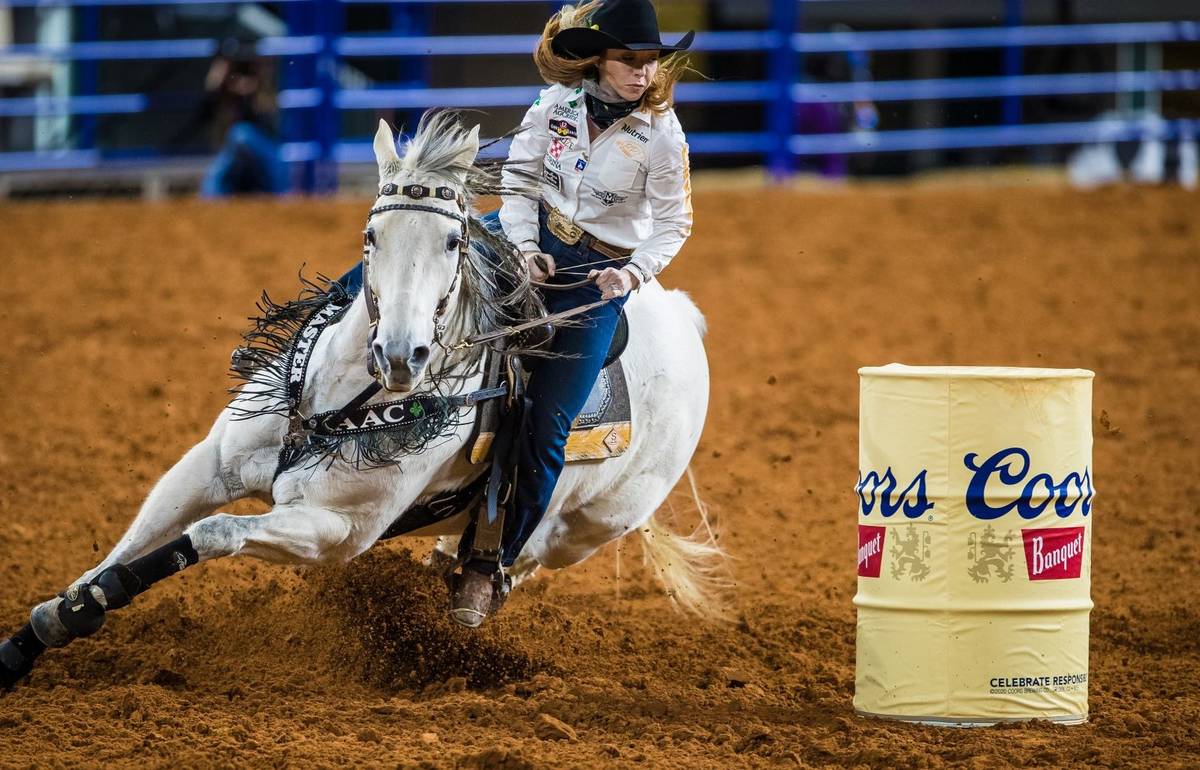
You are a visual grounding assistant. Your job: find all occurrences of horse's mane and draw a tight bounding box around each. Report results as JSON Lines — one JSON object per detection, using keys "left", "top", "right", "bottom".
{"left": 397, "top": 110, "right": 548, "bottom": 369}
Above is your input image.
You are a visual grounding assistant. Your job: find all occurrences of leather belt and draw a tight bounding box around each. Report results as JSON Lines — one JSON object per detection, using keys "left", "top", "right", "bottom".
{"left": 541, "top": 203, "right": 633, "bottom": 262}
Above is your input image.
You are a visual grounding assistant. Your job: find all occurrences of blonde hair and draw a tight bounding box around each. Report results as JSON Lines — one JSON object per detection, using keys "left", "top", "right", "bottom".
{"left": 533, "top": 1, "right": 688, "bottom": 115}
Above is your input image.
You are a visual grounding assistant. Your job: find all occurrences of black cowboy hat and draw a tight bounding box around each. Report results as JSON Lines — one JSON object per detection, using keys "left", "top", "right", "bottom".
{"left": 551, "top": 0, "right": 695, "bottom": 60}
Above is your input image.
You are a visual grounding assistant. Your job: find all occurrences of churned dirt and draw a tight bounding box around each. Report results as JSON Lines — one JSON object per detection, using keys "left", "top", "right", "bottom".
{"left": 0, "top": 181, "right": 1197, "bottom": 769}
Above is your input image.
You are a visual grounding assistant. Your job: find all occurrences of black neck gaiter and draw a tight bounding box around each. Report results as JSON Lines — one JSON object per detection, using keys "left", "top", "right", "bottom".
{"left": 582, "top": 79, "right": 640, "bottom": 130}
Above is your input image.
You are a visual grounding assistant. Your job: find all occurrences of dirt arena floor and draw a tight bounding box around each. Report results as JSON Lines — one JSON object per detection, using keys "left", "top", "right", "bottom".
{"left": 1, "top": 181, "right": 1198, "bottom": 769}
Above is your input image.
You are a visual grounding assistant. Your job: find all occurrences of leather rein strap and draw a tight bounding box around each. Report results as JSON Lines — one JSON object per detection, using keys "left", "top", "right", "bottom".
{"left": 272, "top": 180, "right": 613, "bottom": 476}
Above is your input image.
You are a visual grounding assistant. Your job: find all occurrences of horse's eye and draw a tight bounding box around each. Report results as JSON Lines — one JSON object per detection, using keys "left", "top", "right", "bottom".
{"left": 446, "top": 235, "right": 462, "bottom": 253}
{"left": 363, "top": 228, "right": 376, "bottom": 248}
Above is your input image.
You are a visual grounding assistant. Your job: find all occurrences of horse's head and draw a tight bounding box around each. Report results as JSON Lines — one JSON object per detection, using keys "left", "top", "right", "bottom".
{"left": 365, "top": 116, "right": 480, "bottom": 392}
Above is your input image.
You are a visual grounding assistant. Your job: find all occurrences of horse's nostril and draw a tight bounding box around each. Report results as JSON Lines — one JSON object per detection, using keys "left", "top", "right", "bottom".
{"left": 372, "top": 340, "right": 389, "bottom": 371}
{"left": 409, "top": 346, "right": 430, "bottom": 368}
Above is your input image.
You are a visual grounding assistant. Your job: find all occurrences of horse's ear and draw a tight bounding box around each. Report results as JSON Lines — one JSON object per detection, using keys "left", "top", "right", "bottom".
{"left": 452, "top": 125, "right": 481, "bottom": 179}
{"left": 373, "top": 119, "right": 400, "bottom": 177}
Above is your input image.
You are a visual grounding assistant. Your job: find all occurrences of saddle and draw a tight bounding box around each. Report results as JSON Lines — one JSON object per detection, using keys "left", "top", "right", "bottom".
{"left": 378, "top": 311, "right": 632, "bottom": 543}
{"left": 465, "top": 310, "right": 632, "bottom": 465}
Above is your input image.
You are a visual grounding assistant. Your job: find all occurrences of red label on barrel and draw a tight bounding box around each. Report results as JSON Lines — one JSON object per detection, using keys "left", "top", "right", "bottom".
{"left": 1021, "top": 526, "right": 1085, "bottom": 580}
{"left": 858, "top": 525, "right": 886, "bottom": 577}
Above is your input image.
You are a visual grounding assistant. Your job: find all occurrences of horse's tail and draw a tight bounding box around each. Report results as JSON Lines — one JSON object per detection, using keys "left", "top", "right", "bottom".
{"left": 638, "top": 467, "right": 732, "bottom": 620}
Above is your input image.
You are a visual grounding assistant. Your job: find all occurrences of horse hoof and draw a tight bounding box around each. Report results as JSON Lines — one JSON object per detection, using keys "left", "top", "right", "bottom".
{"left": 448, "top": 569, "right": 494, "bottom": 628}
{"left": 0, "top": 638, "right": 33, "bottom": 691}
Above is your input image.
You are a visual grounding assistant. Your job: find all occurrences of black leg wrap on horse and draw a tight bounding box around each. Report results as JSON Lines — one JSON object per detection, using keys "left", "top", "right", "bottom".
{"left": 0, "top": 624, "right": 44, "bottom": 689}
{"left": 56, "top": 583, "right": 108, "bottom": 640}
{"left": 93, "top": 564, "right": 139, "bottom": 611}
{"left": 124, "top": 535, "right": 199, "bottom": 592}
{"left": 27, "top": 535, "right": 198, "bottom": 651}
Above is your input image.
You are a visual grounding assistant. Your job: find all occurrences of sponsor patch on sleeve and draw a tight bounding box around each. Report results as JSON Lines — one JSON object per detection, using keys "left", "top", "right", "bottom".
{"left": 549, "top": 137, "right": 572, "bottom": 160}
{"left": 553, "top": 104, "right": 580, "bottom": 120}
{"left": 549, "top": 118, "right": 578, "bottom": 139}
{"left": 542, "top": 165, "right": 563, "bottom": 191}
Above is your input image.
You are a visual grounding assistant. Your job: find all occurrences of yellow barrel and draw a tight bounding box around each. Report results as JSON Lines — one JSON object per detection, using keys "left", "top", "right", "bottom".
{"left": 854, "top": 364, "right": 1094, "bottom": 726}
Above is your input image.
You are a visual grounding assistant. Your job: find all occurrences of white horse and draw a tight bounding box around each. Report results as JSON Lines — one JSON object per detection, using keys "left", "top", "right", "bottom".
{"left": 0, "top": 113, "right": 719, "bottom": 688}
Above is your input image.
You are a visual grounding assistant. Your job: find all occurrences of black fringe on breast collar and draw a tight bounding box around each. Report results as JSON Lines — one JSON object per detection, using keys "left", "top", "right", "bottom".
{"left": 227, "top": 273, "right": 343, "bottom": 420}
{"left": 295, "top": 397, "right": 460, "bottom": 473}
{"left": 227, "top": 275, "right": 470, "bottom": 473}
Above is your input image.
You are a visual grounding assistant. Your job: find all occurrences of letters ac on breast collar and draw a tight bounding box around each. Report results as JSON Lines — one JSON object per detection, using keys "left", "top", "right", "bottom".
{"left": 361, "top": 182, "right": 471, "bottom": 381}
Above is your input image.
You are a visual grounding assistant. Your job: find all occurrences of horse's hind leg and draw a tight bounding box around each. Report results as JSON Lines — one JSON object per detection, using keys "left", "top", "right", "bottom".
{"left": 428, "top": 535, "right": 460, "bottom": 572}
{"left": 78, "top": 435, "right": 234, "bottom": 584}
{"left": 528, "top": 475, "right": 675, "bottom": 571}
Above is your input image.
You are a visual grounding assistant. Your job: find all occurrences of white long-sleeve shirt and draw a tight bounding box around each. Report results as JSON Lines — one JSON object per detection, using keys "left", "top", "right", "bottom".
{"left": 499, "top": 83, "right": 693, "bottom": 281}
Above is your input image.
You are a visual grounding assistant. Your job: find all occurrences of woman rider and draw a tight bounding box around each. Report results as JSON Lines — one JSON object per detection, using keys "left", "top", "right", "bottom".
{"left": 449, "top": 0, "right": 695, "bottom": 625}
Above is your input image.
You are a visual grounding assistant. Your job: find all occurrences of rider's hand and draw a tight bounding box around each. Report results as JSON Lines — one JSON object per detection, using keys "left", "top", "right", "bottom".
{"left": 589, "top": 267, "right": 638, "bottom": 300}
{"left": 524, "top": 251, "right": 556, "bottom": 282}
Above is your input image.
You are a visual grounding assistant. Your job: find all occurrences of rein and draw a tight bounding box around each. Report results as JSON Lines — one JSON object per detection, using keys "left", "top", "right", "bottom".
{"left": 272, "top": 178, "right": 613, "bottom": 477}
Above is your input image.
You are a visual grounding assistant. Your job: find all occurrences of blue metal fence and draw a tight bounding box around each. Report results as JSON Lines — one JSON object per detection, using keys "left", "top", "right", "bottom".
{"left": 0, "top": 0, "right": 1196, "bottom": 186}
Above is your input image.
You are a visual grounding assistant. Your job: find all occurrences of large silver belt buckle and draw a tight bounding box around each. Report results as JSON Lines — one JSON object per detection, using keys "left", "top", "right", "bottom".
{"left": 547, "top": 208, "right": 583, "bottom": 245}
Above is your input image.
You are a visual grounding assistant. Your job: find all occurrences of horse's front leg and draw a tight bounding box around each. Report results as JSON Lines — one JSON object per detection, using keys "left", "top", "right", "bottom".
{"left": 184, "top": 505, "right": 355, "bottom": 565}
{"left": 78, "top": 433, "right": 238, "bottom": 585}
{"left": 0, "top": 504, "right": 354, "bottom": 690}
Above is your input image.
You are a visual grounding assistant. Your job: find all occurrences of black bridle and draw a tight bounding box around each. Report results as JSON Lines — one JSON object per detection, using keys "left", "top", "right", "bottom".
{"left": 362, "top": 181, "right": 471, "bottom": 385}
{"left": 273, "top": 181, "right": 497, "bottom": 478}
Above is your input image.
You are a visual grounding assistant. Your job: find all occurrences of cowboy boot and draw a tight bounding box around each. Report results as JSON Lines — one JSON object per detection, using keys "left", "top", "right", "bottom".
{"left": 449, "top": 567, "right": 495, "bottom": 628}
{"left": 448, "top": 563, "right": 511, "bottom": 628}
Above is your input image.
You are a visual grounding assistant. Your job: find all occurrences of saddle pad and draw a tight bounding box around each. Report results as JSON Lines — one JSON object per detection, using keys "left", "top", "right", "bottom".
{"left": 467, "top": 351, "right": 632, "bottom": 464}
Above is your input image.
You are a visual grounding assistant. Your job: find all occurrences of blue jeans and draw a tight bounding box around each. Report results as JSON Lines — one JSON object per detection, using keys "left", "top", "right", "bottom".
{"left": 501, "top": 209, "right": 629, "bottom": 566}
{"left": 201, "top": 122, "right": 288, "bottom": 197}
{"left": 336, "top": 209, "right": 628, "bottom": 567}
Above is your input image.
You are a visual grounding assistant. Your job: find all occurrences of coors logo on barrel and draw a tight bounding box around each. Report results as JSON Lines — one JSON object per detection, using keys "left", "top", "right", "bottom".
{"left": 964, "top": 447, "right": 1093, "bottom": 520}
{"left": 856, "top": 468, "right": 933, "bottom": 518}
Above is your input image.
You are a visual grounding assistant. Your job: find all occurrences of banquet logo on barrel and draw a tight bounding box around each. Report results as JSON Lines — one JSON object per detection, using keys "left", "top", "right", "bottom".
{"left": 1021, "top": 527, "right": 1085, "bottom": 580}
{"left": 856, "top": 467, "right": 934, "bottom": 519}
{"left": 964, "top": 447, "right": 1093, "bottom": 521}
{"left": 857, "top": 525, "right": 885, "bottom": 578}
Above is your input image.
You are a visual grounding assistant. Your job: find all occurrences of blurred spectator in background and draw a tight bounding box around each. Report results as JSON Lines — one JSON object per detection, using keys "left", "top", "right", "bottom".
{"left": 197, "top": 38, "right": 287, "bottom": 196}
{"left": 794, "top": 26, "right": 878, "bottom": 179}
